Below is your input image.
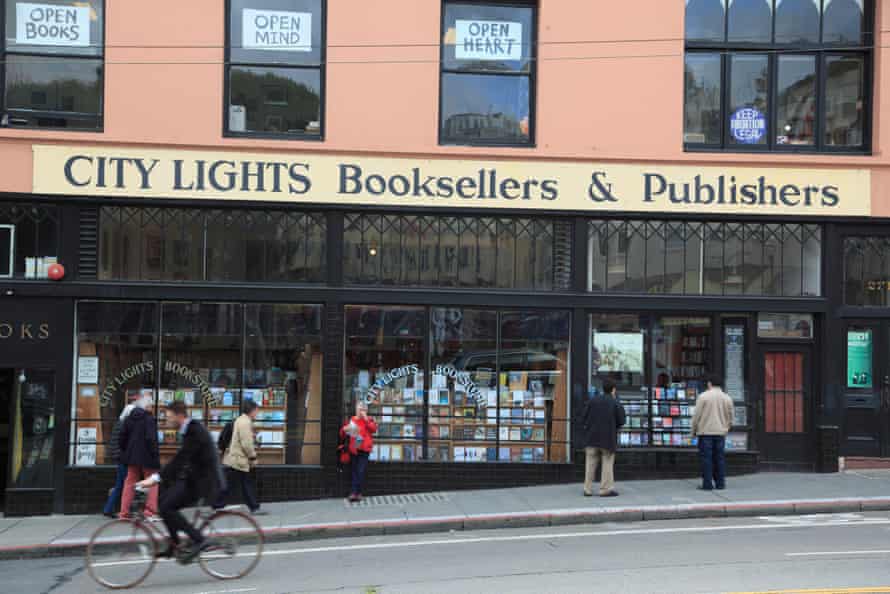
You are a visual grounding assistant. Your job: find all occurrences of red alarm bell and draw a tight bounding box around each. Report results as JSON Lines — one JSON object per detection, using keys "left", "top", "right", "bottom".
{"left": 47, "top": 263, "right": 65, "bottom": 281}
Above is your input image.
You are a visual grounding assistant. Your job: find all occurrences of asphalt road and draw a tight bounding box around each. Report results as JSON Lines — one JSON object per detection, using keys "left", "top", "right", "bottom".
{"left": 5, "top": 513, "right": 890, "bottom": 594}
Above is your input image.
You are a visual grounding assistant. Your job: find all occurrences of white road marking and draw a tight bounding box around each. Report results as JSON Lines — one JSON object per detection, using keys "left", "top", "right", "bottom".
{"left": 786, "top": 549, "right": 890, "bottom": 557}
{"left": 759, "top": 513, "right": 865, "bottom": 525}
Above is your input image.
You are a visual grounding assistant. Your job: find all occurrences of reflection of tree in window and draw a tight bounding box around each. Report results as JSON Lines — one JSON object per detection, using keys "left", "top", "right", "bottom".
{"left": 825, "top": 56, "right": 864, "bottom": 146}
{"left": 230, "top": 68, "right": 320, "bottom": 134}
{"left": 686, "top": 0, "right": 726, "bottom": 40}
{"left": 775, "top": 0, "right": 820, "bottom": 43}
{"left": 728, "top": 0, "right": 772, "bottom": 42}
{"left": 776, "top": 56, "right": 816, "bottom": 145}
{"left": 5, "top": 58, "right": 101, "bottom": 115}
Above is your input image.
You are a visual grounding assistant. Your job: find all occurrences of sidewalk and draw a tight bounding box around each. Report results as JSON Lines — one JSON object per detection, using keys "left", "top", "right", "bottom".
{"left": 2, "top": 470, "right": 890, "bottom": 560}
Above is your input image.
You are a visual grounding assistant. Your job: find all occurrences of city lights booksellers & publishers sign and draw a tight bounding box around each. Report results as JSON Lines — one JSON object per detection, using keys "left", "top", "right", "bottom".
{"left": 31, "top": 145, "right": 872, "bottom": 217}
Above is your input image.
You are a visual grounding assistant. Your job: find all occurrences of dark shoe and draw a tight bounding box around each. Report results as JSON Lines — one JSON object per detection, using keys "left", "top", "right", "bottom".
{"left": 154, "top": 541, "right": 177, "bottom": 559}
{"left": 600, "top": 491, "right": 619, "bottom": 497}
{"left": 347, "top": 493, "right": 359, "bottom": 502}
{"left": 583, "top": 492, "right": 593, "bottom": 497}
{"left": 177, "top": 540, "right": 211, "bottom": 565}
{"left": 716, "top": 486, "right": 726, "bottom": 491}
{"left": 103, "top": 511, "right": 116, "bottom": 519}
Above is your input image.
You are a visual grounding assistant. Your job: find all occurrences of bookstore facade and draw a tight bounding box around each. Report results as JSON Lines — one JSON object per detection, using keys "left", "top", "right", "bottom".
{"left": 0, "top": 147, "right": 877, "bottom": 515}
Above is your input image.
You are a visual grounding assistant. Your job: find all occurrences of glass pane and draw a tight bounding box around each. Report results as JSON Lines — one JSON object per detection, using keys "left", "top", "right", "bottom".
{"left": 75, "top": 302, "right": 158, "bottom": 465}
{"left": 824, "top": 55, "right": 865, "bottom": 148}
{"left": 758, "top": 313, "right": 814, "bottom": 338}
{"left": 499, "top": 311, "right": 571, "bottom": 463}
{"left": 775, "top": 0, "right": 820, "bottom": 43}
{"left": 206, "top": 211, "right": 247, "bottom": 281}
{"left": 430, "top": 309, "right": 498, "bottom": 462}
{"left": 763, "top": 226, "right": 782, "bottom": 295}
{"left": 343, "top": 306, "right": 426, "bottom": 463}
{"left": 685, "top": 225, "right": 703, "bottom": 295}
{"left": 0, "top": 226, "right": 11, "bottom": 277}
{"left": 244, "top": 304, "right": 323, "bottom": 465}
{"left": 665, "top": 224, "right": 685, "bottom": 294}
{"left": 743, "top": 226, "right": 764, "bottom": 295}
{"left": 652, "top": 317, "right": 711, "bottom": 447}
{"left": 729, "top": 54, "right": 769, "bottom": 146}
{"left": 588, "top": 222, "right": 607, "bottom": 291}
{"left": 0, "top": 204, "right": 59, "bottom": 279}
{"left": 440, "top": 73, "right": 530, "bottom": 144}
{"left": 442, "top": 3, "right": 534, "bottom": 73}
{"left": 160, "top": 303, "right": 243, "bottom": 463}
{"left": 782, "top": 227, "right": 803, "bottom": 296}
{"left": 847, "top": 329, "right": 873, "bottom": 388}
{"left": 703, "top": 225, "right": 724, "bottom": 294}
{"left": 776, "top": 55, "right": 816, "bottom": 146}
{"left": 727, "top": 0, "right": 772, "bottom": 43}
{"left": 684, "top": 53, "right": 722, "bottom": 145}
{"left": 724, "top": 228, "right": 743, "bottom": 295}
{"left": 161, "top": 210, "right": 204, "bottom": 281}
{"left": 5, "top": 55, "right": 102, "bottom": 116}
{"left": 229, "top": 0, "right": 323, "bottom": 65}
{"left": 8, "top": 369, "right": 55, "bottom": 488}
{"left": 589, "top": 314, "right": 648, "bottom": 447}
{"left": 823, "top": 0, "right": 865, "bottom": 44}
{"left": 5, "top": 0, "right": 104, "bottom": 56}
{"left": 228, "top": 66, "right": 321, "bottom": 136}
{"left": 646, "top": 225, "right": 666, "bottom": 293}
{"left": 685, "top": 0, "right": 726, "bottom": 41}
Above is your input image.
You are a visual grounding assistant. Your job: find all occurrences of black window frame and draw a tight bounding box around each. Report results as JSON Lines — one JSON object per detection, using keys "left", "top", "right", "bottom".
{"left": 0, "top": 0, "right": 105, "bottom": 131}
{"left": 223, "top": 0, "right": 327, "bottom": 141}
{"left": 438, "top": 0, "right": 538, "bottom": 148}
{"left": 684, "top": 0, "right": 874, "bottom": 154}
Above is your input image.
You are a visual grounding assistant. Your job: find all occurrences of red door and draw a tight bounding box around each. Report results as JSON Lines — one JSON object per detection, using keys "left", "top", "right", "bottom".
{"left": 759, "top": 349, "right": 811, "bottom": 464}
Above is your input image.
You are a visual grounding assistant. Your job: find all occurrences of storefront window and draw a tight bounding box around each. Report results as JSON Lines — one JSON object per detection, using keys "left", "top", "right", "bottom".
{"left": 2, "top": 0, "right": 104, "bottom": 130}
{"left": 0, "top": 202, "right": 60, "bottom": 279}
{"left": 72, "top": 301, "right": 323, "bottom": 466}
{"left": 590, "top": 315, "right": 647, "bottom": 447}
{"left": 757, "top": 313, "right": 814, "bottom": 339}
{"left": 344, "top": 306, "right": 570, "bottom": 464}
{"left": 844, "top": 236, "right": 890, "bottom": 306}
{"left": 74, "top": 302, "right": 158, "bottom": 465}
{"left": 98, "top": 207, "right": 327, "bottom": 283}
{"left": 440, "top": 1, "right": 535, "bottom": 146}
{"left": 345, "top": 213, "right": 571, "bottom": 290}
{"left": 652, "top": 317, "right": 711, "bottom": 447}
{"left": 589, "top": 220, "right": 821, "bottom": 297}
{"left": 226, "top": 0, "right": 324, "bottom": 138}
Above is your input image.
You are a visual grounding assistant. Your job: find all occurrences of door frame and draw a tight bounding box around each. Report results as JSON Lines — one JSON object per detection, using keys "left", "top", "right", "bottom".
{"left": 754, "top": 343, "right": 815, "bottom": 465}
{"left": 840, "top": 319, "right": 890, "bottom": 457}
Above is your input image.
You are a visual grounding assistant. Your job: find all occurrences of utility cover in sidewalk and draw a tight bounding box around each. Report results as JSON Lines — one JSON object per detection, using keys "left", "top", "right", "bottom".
{"left": 347, "top": 493, "right": 450, "bottom": 507}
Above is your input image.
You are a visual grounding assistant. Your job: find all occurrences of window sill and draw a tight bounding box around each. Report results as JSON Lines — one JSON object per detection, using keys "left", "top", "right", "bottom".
{"left": 223, "top": 131, "right": 324, "bottom": 142}
{"left": 439, "top": 139, "right": 536, "bottom": 149}
{"left": 683, "top": 145, "right": 872, "bottom": 157}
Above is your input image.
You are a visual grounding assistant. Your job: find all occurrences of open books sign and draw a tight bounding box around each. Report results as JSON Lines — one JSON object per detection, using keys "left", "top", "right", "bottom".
{"left": 16, "top": 2, "right": 90, "bottom": 47}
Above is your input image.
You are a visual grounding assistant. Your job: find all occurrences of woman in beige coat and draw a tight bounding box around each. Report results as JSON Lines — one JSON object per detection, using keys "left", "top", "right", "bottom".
{"left": 216, "top": 399, "right": 262, "bottom": 514}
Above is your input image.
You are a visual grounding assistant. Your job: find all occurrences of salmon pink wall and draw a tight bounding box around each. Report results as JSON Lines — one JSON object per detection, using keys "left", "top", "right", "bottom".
{"left": 0, "top": 0, "right": 888, "bottom": 216}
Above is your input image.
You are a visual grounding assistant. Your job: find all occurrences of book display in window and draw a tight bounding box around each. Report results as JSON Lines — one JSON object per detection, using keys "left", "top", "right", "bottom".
{"left": 617, "top": 389, "right": 649, "bottom": 448}
{"left": 495, "top": 371, "right": 551, "bottom": 464}
{"left": 651, "top": 386, "right": 698, "bottom": 447}
{"left": 355, "top": 369, "right": 424, "bottom": 463}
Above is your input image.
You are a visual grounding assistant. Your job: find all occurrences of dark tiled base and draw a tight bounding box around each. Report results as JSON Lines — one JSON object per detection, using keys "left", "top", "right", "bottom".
{"left": 5, "top": 489, "right": 54, "bottom": 517}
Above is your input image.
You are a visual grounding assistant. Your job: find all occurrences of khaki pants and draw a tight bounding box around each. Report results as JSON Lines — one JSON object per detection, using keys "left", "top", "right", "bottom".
{"left": 584, "top": 447, "right": 615, "bottom": 496}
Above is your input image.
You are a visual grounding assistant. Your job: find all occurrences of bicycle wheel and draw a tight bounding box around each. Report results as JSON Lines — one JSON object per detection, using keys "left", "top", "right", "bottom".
{"left": 86, "top": 519, "right": 158, "bottom": 589}
{"left": 198, "top": 510, "right": 264, "bottom": 580}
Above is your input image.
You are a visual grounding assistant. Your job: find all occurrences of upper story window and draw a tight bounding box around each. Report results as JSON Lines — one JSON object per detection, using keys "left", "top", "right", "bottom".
{"left": 0, "top": 201, "right": 60, "bottom": 278}
{"left": 225, "top": 0, "right": 325, "bottom": 139}
{"left": 1, "top": 0, "right": 104, "bottom": 130}
{"left": 439, "top": 1, "right": 536, "bottom": 147}
{"left": 684, "top": 0, "right": 872, "bottom": 153}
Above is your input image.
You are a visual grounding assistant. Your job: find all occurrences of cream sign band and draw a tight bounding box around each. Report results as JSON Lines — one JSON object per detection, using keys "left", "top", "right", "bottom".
{"left": 31, "top": 145, "right": 872, "bottom": 217}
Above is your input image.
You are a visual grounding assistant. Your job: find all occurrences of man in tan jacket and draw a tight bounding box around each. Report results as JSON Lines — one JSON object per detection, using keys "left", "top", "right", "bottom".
{"left": 691, "top": 374, "right": 734, "bottom": 491}
{"left": 216, "top": 399, "right": 262, "bottom": 514}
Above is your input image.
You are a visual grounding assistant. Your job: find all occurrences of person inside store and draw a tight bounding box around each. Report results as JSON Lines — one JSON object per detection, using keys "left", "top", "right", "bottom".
{"left": 136, "top": 400, "right": 223, "bottom": 563}
{"left": 119, "top": 396, "right": 160, "bottom": 519}
{"left": 103, "top": 403, "right": 135, "bottom": 518}
{"left": 691, "top": 374, "right": 734, "bottom": 491}
{"left": 580, "top": 380, "right": 626, "bottom": 497}
{"left": 214, "top": 398, "right": 263, "bottom": 514}
{"left": 340, "top": 401, "right": 378, "bottom": 502}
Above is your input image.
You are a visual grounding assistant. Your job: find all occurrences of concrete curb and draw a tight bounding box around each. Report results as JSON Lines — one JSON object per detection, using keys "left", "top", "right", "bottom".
{"left": 4, "top": 496, "right": 890, "bottom": 561}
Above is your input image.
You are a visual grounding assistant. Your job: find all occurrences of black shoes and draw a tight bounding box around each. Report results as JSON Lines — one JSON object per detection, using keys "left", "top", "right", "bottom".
{"left": 601, "top": 491, "right": 619, "bottom": 497}
{"left": 177, "top": 540, "right": 211, "bottom": 565}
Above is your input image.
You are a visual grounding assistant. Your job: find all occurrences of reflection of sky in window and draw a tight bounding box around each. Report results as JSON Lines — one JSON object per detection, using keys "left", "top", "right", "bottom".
{"left": 6, "top": 56, "right": 99, "bottom": 86}
{"left": 442, "top": 74, "right": 529, "bottom": 120}
{"left": 731, "top": 55, "right": 768, "bottom": 106}
{"left": 685, "top": 0, "right": 725, "bottom": 40}
{"left": 728, "top": 0, "right": 772, "bottom": 41}
{"left": 775, "top": 0, "right": 820, "bottom": 42}
{"left": 823, "top": 0, "right": 864, "bottom": 43}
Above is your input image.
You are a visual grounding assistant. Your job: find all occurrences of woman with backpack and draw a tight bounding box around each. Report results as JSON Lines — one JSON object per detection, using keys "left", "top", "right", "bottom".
{"left": 340, "top": 401, "right": 377, "bottom": 502}
{"left": 102, "top": 404, "right": 135, "bottom": 518}
{"left": 118, "top": 396, "right": 160, "bottom": 519}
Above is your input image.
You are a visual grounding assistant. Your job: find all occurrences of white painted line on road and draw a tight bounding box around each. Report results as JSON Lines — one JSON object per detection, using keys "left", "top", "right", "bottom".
{"left": 259, "top": 518, "right": 890, "bottom": 557}
{"left": 190, "top": 588, "right": 256, "bottom": 594}
{"left": 786, "top": 550, "right": 890, "bottom": 557}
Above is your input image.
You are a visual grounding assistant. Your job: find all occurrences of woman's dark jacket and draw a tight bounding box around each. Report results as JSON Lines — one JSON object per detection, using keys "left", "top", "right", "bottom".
{"left": 119, "top": 407, "right": 161, "bottom": 469}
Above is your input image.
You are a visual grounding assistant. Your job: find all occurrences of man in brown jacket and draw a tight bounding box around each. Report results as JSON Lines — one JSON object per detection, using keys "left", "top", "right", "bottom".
{"left": 216, "top": 399, "right": 262, "bottom": 514}
{"left": 691, "top": 374, "right": 734, "bottom": 491}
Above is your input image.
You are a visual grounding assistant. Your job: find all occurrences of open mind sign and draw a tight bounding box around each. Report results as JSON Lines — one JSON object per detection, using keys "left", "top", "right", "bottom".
{"left": 242, "top": 8, "right": 311, "bottom": 52}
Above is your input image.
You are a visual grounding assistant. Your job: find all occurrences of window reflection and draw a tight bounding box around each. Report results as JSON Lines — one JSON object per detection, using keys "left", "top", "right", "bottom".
{"left": 441, "top": 74, "right": 530, "bottom": 143}
{"left": 229, "top": 67, "right": 321, "bottom": 135}
{"left": 825, "top": 55, "right": 865, "bottom": 147}
{"left": 727, "top": 0, "right": 772, "bottom": 43}
{"left": 776, "top": 55, "right": 816, "bottom": 145}
{"left": 684, "top": 53, "right": 722, "bottom": 144}
{"left": 775, "top": 0, "right": 820, "bottom": 43}
{"left": 729, "top": 54, "right": 769, "bottom": 146}
{"left": 823, "top": 0, "right": 864, "bottom": 44}
{"left": 4, "top": 55, "right": 102, "bottom": 129}
{"left": 685, "top": 0, "right": 726, "bottom": 41}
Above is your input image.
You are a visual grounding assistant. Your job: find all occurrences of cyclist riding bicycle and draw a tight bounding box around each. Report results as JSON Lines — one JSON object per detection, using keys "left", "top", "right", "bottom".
{"left": 137, "top": 400, "right": 225, "bottom": 563}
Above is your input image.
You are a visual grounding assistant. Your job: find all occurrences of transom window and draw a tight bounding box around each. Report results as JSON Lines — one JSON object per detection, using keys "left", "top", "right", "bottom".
{"left": 1, "top": 0, "right": 104, "bottom": 130}
{"left": 684, "top": 0, "right": 872, "bottom": 152}
{"left": 439, "top": 1, "right": 536, "bottom": 147}
{"left": 225, "top": 0, "right": 325, "bottom": 139}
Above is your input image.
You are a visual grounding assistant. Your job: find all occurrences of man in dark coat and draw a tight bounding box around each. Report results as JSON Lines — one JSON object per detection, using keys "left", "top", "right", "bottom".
{"left": 118, "top": 400, "right": 160, "bottom": 518}
{"left": 581, "top": 381, "right": 626, "bottom": 497}
{"left": 138, "top": 400, "right": 223, "bottom": 563}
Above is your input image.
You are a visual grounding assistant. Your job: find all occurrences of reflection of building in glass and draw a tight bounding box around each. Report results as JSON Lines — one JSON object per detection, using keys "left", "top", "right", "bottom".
{"left": 443, "top": 111, "right": 522, "bottom": 140}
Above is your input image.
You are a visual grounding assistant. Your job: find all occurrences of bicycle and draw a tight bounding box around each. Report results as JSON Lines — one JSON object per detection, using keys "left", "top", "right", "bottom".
{"left": 86, "top": 487, "right": 264, "bottom": 589}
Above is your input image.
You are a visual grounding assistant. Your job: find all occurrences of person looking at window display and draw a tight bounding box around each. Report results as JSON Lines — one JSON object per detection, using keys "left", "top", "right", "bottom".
{"left": 340, "top": 402, "right": 378, "bottom": 502}
{"left": 119, "top": 396, "right": 160, "bottom": 519}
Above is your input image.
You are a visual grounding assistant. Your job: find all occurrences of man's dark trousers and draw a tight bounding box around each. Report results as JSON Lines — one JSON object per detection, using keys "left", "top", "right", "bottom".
{"left": 697, "top": 435, "right": 726, "bottom": 490}
{"left": 160, "top": 480, "right": 203, "bottom": 545}
{"left": 216, "top": 467, "right": 259, "bottom": 511}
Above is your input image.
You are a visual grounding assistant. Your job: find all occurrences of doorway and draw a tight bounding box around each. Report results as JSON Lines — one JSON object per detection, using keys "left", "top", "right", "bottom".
{"left": 0, "top": 369, "right": 13, "bottom": 511}
{"left": 842, "top": 321, "right": 890, "bottom": 457}
{"left": 756, "top": 347, "right": 813, "bottom": 465}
